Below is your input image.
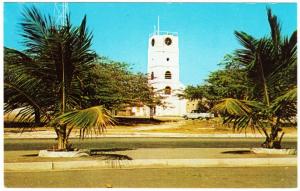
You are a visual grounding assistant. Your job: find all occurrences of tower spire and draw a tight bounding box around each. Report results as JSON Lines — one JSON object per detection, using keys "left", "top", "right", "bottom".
{"left": 54, "top": 2, "right": 69, "bottom": 27}
{"left": 157, "top": 16, "right": 160, "bottom": 35}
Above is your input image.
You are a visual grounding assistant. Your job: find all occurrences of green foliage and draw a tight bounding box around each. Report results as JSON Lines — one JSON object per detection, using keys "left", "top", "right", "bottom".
{"left": 212, "top": 8, "right": 297, "bottom": 148}
{"left": 205, "top": 68, "right": 250, "bottom": 100}
{"left": 183, "top": 53, "right": 251, "bottom": 111}
{"left": 81, "top": 57, "right": 158, "bottom": 110}
{"left": 183, "top": 85, "right": 207, "bottom": 100}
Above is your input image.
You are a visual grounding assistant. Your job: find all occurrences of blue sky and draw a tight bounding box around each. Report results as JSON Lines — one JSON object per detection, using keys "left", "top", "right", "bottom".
{"left": 4, "top": 2, "right": 297, "bottom": 85}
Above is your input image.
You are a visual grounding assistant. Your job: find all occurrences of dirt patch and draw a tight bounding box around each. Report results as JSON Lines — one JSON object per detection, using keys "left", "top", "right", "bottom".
{"left": 142, "top": 120, "right": 297, "bottom": 136}
{"left": 4, "top": 118, "right": 297, "bottom": 138}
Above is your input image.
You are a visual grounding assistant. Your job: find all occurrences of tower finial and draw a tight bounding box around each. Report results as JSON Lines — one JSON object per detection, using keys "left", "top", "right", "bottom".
{"left": 54, "top": 2, "right": 69, "bottom": 27}
{"left": 157, "top": 16, "right": 160, "bottom": 35}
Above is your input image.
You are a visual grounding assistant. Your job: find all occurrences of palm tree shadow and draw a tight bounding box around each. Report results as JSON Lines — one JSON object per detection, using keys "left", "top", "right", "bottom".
{"left": 22, "top": 148, "right": 134, "bottom": 160}
{"left": 23, "top": 154, "right": 39, "bottom": 157}
{"left": 22, "top": 153, "right": 132, "bottom": 160}
{"left": 90, "top": 148, "right": 134, "bottom": 160}
{"left": 90, "top": 148, "right": 136, "bottom": 152}
{"left": 221, "top": 150, "right": 252, "bottom": 154}
{"left": 93, "top": 153, "right": 133, "bottom": 160}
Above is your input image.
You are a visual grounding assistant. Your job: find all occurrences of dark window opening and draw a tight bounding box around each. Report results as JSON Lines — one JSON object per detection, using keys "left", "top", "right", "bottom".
{"left": 151, "top": 38, "right": 155, "bottom": 46}
{"left": 165, "top": 86, "right": 171, "bottom": 95}
{"left": 165, "top": 71, "right": 172, "bottom": 79}
{"left": 151, "top": 72, "right": 154, "bottom": 80}
{"left": 165, "top": 37, "right": 172, "bottom": 46}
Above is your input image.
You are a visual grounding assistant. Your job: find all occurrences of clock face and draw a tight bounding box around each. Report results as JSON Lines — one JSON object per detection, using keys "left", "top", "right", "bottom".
{"left": 151, "top": 38, "right": 155, "bottom": 46}
{"left": 165, "top": 37, "right": 172, "bottom": 46}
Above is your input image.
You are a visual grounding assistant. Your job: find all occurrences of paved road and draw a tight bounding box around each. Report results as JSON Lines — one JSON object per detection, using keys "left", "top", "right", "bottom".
{"left": 4, "top": 166, "right": 297, "bottom": 188}
{"left": 4, "top": 137, "right": 297, "bottom": 151}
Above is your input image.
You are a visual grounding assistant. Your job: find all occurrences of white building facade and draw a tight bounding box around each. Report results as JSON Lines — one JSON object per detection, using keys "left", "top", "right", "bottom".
{"left": 147, "top": 30, "right": 187, "bottom": 116}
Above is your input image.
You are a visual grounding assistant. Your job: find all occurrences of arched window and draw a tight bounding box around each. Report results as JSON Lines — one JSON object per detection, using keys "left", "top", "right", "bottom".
{"left": 165, "top": 86, "right": 171, "bottom": 95}
{"left": 151, "top": 38, "right": 155, "bottom": 46}
{"left": 150, "top": 72, "right": 154, "bottom": 80}
{"left": 165, "top": 71, "right": 172, "bottom": 79}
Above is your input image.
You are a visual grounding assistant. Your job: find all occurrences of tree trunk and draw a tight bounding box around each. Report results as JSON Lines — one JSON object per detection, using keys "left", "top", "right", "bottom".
{"left": 57, "top": 43, "right": 68, "bottom": 151}
{"left": 57, "top": 134, "right": 66, "bottom": 150}
{"left": 61, "top": 43, "right": 66, "bottom": 114}
{"left": 34, "top": 108, "right": 41, "bottom": 126}
{"left": 261, "top": 122, "right": 283, "bottom": 149}
{"left": 262, "top": 137, "right": 282, "bottom": 149}
{"left": 257, "top": 54, "right": 270, "bottom": 106}
{"left": 57, "top": 125, "right": 68, "bottom": 150}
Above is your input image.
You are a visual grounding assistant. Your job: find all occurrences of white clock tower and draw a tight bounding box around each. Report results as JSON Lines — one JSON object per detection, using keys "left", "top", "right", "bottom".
{"left": 147, "top": 18, "right": 187, "bottom": 116}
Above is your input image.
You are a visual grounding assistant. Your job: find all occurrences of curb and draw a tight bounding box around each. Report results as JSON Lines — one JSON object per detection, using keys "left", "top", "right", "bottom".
{"left": 5, "top": 158, "right": 297, "bottom": 172}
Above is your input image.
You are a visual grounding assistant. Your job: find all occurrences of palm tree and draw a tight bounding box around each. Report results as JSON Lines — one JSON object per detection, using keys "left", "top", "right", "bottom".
{"left": 4, "top": 6, "right": 114, "bottom": 150}
{"left": 213, "top": 8, "right": 297, "bottom": 148}
{"left": 4, "top": 47, "right": 51, "bottom": 125}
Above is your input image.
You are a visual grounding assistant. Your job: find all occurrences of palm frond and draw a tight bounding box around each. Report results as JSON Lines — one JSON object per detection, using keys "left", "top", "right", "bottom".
{"left": 50, "top": 106, "right": 115, "bottom": 138}
{"left": 268, "top": 30, "right": 297, "bottom": 89}
{"left": 270, "top": 87, "right": 297, "bottom": 120}
{"left": 212, "top": 98, "right": 252, "bottom": 116}
{"left": 267, "top": 7, "right": 281, "bottom": 52}
{"left": 234, "top": 31, "right": 257, "bottom": 52}
{"left": 21, "top": 6, "right": 51, "bottom": 54}
{"left": 212, "top": 98, "right": 266, "bottom": 133}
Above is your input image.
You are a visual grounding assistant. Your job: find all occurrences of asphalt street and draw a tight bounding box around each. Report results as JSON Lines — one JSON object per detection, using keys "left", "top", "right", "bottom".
{"left": 4, "top": 166, "right": 297, "bottom": 188}
{"left": 4, "top": 137, "right": 297, "bottom": 151}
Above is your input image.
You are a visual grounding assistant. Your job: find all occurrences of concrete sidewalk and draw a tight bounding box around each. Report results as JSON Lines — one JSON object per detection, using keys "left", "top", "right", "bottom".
{"left": 4, "top": 148, "right": 297, "bottom": 171}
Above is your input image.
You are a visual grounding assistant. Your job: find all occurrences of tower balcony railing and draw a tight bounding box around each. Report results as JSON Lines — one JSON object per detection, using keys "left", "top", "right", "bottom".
{"left": 149, "top": 31, "right": 178, "bottom": 37}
